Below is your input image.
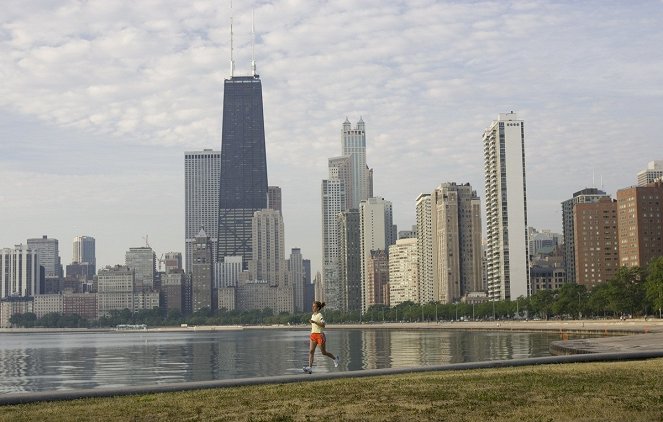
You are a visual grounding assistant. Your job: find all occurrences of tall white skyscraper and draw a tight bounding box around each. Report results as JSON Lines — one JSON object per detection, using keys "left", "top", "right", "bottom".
{"left": 342, "top": 117, "right": 371, "bottom": 208}
{"left": 360, "top": 197, "right": 394, "bottom": 312}
{"left": 185, "top": 149, "right": 220, "bottom": 273}
{"left": 483, "top": 112, "right": 529, "bottom": 300}
{"left": 0, "top": 245, "right": 40, "bottom": 298}
{"left": 388, "top": 238, "right": 419, "bottom": 306}
{"left": 416, "top": 194, "right": 434, "bottom": 305}
{"left": 321, "top": 118, "right": 375, "bottom": 310}
{"left": 321, "top": 179, "right": 345, "bottom": 310}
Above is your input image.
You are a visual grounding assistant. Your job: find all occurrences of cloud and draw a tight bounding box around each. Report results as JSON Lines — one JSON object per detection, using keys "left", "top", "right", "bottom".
{"left": 1, "top": 0, "right": 663, "bottom": 271}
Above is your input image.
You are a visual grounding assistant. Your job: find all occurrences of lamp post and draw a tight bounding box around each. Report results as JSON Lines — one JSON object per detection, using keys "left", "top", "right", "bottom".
{"left": 435, "top": 303, "right": 438, "bottom": 323}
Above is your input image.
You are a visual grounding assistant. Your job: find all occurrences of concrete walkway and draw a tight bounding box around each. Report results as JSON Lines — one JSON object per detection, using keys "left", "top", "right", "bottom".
{"left": 551, "top": 331, "right": 663, "bottom": 354}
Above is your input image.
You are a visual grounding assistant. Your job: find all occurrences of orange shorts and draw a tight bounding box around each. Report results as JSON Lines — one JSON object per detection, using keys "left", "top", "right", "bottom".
{"left": 310, "top": 333, "right": 326, "bottom": 345}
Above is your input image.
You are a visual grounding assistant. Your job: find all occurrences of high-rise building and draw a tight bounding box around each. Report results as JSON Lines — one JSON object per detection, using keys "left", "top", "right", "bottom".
{"left": 320, "top": 178, "right": 346, "bottom": 310}
{"left": 416, "top": 194, "right": 434, "bottom": 305}
{"left": 617, "top": 181, "right": 663, "bottom": 268}
{"left": 303, "top": 259, "right": 314, "bottom": 308}
{"left": 528, "top": 228, "right": 562, "bottom": 257}
{"left": 483, "top": 112, "right": 530, "bottom": 301}
{"left": 360, "top": 197, "right": 394, "bottom": 311}
{"left": 163, "top": 252, "right": 183, "bottom": 272}
{"left": 235, "top": 209, "right": 292, "bottom": 313}
{"left": 161, "top": 271, "right": 185, "bottom": 313}
{"left": 185, "top": 149, "right": 220, "bottom": 273}
{"left": 63, "top": 293, "right": 97, "bottom": 320}
{"left": 97, "top": 265, "right": 134, "bottom": 317}
{"left": 65, "top": 262, "right": 95, "bottom": 285}
{"left": 288, "top": 248, "right": 305, "bottom": 312}
{"left": 328, "top": 156, "right": 353, "bottom": 211}
{"left": 637, "top": 161, "right": 663, "bottom": 186}
{"left": 217, "top": 73, "right": 268, "bottom": 270}
{"left": 432, "top": 183, "right": 482, "bottom": 304}
{"left": 320, "top": 118, "right": 375, "bottom": 310}
{"left": 0, "top": 245, "right": 40, "bottom": 298}
{"left": 367, "top": 250, "right": 389, "bottom": 307}
{"left": 561, "top": 188, "right": 609, "bottom": 284}
{"left": 191, "top": 229, "right": 215, "bottom": 313}
{"left": 338, "top": 209, "right": 361, "bottom": 312}
{"left": 125, "top": 247, "right": 156, "bottom": 292}
{"left": 342, "top": 118, "right": 372, "bottom": 208}
{"left": 72, "top": 235, "right": 96, "bottom": 273}
{"left": 574, "top": 197, "right": 619, "bottom": 288}
{"left": 530, "top": 264, "right": 566, "bottom": 294}
{"left": 27, "top": 235, "right": 62, "bottom": 280}
{"left": 249, "top": 209, "right": 287, "bottom": 287}
{"left": 398, "top": 226, "right": 417, "bottom": 240}
{"left": 268, "top": 186, "right": 282, "bottom": 213}
{"left": 313, "top": 271, "right": 323, "bottom": 302}
{"left": 389, "top": 238, "right": 419, "bottom": 306}
{"left": 218, "top": 256, "right": 243, "bottom": 288}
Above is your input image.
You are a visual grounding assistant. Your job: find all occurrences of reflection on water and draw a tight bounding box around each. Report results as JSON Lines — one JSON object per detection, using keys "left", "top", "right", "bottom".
{"left": 0, "top": 329, "right": 585, "bottom": 393}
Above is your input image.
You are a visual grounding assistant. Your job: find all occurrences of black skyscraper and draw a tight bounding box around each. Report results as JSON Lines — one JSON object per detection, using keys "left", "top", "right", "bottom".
{"left": 217, "top": 75, "right": 268, "bottom": 268}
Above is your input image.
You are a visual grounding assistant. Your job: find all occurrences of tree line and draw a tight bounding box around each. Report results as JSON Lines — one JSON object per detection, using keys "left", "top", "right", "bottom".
{"left": 9, "top": 257, "right": 663, "bottom": 328}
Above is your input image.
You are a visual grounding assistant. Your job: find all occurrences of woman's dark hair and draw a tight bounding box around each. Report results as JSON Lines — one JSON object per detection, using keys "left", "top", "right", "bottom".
{"left": 314, "top": 301, "right": 326, "bottom": 309}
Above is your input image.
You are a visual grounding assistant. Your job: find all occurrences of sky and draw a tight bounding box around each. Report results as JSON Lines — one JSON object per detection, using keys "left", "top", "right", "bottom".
{"left": 1, "top": 0, "right": 663, "bottom": 274}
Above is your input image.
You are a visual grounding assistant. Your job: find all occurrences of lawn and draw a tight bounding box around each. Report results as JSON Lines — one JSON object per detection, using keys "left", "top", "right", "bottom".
{"left": 1, "top": 358, "right": 662, "bottom": 421}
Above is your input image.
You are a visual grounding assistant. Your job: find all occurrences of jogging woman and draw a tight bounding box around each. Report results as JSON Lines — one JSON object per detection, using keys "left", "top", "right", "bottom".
{"left": 303, "top": 301, "right": 339, "bottom": 373}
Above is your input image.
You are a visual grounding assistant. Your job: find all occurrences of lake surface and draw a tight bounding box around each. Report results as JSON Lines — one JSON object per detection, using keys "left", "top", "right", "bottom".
{"left": 0, "top": 328, "right": 584, "bottom": 394}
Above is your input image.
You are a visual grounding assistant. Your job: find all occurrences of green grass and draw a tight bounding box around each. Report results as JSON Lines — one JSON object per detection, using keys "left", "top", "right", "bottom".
{"left": 2, "top": 359, "right": 663, "bottom": 421}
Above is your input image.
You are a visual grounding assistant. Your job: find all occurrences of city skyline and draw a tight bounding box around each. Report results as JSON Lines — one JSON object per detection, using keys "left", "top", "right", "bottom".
{"left": 1, "top": 1, "right": 662, "bottom": 273}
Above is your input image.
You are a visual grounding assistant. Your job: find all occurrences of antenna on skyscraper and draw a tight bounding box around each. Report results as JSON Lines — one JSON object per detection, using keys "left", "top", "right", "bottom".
{"left": 251, "top": 9, "right": 257, "bottom": 76}
{"left": 592, "top": 168, "right": 595, "bottom": 188}
{"left": 229, "top": 0, "right": 235, "bottom": 77}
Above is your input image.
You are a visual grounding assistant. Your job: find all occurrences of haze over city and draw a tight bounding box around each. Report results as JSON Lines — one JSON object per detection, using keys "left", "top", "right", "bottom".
{"left": 1, "top": 0, "right": 662, "bottom": 272}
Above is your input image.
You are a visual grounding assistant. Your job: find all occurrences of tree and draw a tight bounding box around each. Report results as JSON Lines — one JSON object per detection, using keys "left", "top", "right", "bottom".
{"left": 552, "top": 283, "right": 586, "bottom": 319}
{"left": 645, "top": 257, "right": 663, "bottom": 318}
{"left": 606, "top": 266, "right": 643, "bottom": 316}
{"left": 9, "top": 312, "right": 37, "bottom": 328}
{"left": 587, "top": 282, "right": 610, "bottom": 316}
{"left": 529, "top": 289, "right": 556, "bottom": 319}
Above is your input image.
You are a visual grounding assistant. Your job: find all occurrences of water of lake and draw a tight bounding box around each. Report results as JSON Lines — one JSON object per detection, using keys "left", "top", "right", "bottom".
{"left": 0, "top": 328, "right": 583, "bottom": 394}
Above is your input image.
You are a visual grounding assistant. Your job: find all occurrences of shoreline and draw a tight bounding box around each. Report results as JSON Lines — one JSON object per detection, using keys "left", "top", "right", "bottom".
{"left": 2, "top": 318, "right": 662, "bottom": 335}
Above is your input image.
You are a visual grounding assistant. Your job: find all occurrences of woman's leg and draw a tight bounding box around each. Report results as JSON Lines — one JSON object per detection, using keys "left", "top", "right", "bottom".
{"left": 308, "top": 340, "right": 317, "bottom": 367}
{"left": 319, "top": 341, "right": 336, "bottom": 361}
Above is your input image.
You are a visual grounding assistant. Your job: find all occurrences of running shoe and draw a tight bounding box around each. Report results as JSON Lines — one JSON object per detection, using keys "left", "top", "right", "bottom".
{"left": 334, "top": 357, "right": 340, "bottom": 368}
{"left": 302, "top": 366, "right": 312, "bottom": 374}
